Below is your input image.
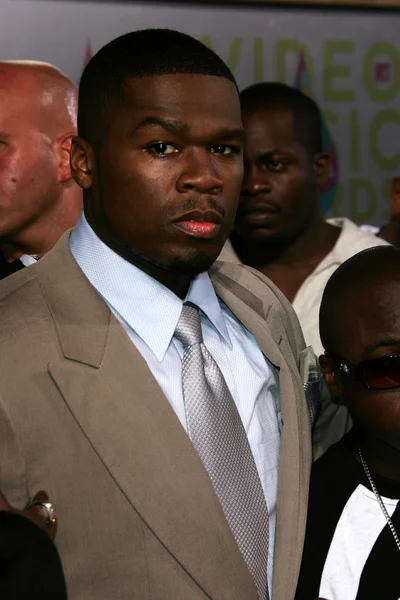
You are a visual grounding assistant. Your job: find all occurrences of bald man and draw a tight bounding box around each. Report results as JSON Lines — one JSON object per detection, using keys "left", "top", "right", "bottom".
{"left": 0, "top": 61, "right": 82, "bottom": 279}
{"left": 296, "top": 246, "right": 400, "bottom": 600}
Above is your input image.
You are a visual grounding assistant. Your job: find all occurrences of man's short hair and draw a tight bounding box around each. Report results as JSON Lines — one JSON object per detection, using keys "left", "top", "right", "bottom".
{"left": 240, "top": 82, "right": 322, "bottom": 157}
{"left": 78, "top": 29, "right": 237, "bottom": 143}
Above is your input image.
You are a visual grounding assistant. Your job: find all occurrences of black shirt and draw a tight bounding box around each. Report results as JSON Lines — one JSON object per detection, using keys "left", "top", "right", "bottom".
{"left": 295, "top": 431, "right": 400, "bottom": 600}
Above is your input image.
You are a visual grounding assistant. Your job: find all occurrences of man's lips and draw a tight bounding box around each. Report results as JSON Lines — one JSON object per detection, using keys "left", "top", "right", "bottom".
{"left": 238, "top": 201, "right": 280, "bottom": 225}
{"left": 239, "top": 201, "right": 280, "bottom": 216}
{"left": 172, "top": 210, "right": 223, "bottom": 239}
{"left": 173, "top": 209, "right": 223, "bottom": 225}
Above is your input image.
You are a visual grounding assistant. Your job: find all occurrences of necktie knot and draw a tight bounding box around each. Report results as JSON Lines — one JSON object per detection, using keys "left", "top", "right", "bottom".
{"left": 175, "top": 303, "right": 203, "bottom": 348}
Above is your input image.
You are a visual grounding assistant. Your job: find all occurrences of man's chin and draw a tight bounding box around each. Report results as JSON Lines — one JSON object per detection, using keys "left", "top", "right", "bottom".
{"left": 167, "top": 252, "right": 218, "bottom": 276}
{"left": 123, "top": 240, "right": 225, "bottom": 278}
{"left": 232, "top": 227, "right": 290, "bottom": 245}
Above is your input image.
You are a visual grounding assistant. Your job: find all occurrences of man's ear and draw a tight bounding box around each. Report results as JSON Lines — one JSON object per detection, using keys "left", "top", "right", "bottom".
{"left": 313, "top": 152, "right": 330, "bottom": 189}
{"left": 319, "top": 354, "right": 343, "bottom": 398}
{"left": 53, "top": 132, "right": 76, "bottom": 184}
{"left": 70, "top": 136, "right": 94, "bottom": 190}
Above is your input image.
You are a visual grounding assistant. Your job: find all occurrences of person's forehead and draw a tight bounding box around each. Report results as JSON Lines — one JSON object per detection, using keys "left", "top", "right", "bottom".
{"left": 242, "top": 106, "right": 297, "bottom": 150}
{"left": 114, "top": 73, "right": 241, "bottom": 124}
{"left": 0, "top": 72, "right": 39, "bottom": 118}
{"left": 338, "top": 280, "right": 400, "bottom": 357}
{"left": 0, "top": 66, "right": 38, "bottom": 93}
{"left": 243, "top": 105, "right": 293, "bottom": 129}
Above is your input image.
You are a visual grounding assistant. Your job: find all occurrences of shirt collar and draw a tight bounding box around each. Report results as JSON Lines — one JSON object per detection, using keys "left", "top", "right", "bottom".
{"left": 69, "top": 212, "right": 231, "bottom": 362}
{"left": 186, "top": 271, "right": 232, "bottom": 350}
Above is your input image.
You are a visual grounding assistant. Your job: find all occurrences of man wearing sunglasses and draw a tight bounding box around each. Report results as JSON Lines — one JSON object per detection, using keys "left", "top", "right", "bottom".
{"left": 295, "top": 245, "right": 400, "bottom": 600}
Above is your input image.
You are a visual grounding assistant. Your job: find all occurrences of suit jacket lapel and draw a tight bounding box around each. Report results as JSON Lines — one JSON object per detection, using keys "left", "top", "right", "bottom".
{"left": 38, "top": 235, "right": 258, "bottom": 600}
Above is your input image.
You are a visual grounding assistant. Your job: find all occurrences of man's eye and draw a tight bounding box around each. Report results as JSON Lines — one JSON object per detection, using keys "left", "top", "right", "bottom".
{"left": 148, "top": 143, "right": 177, "bottom": 156}
{"left": 268, "top": 159, "right": 287, "bottom": 172}
{"left": 211, "top": 145, "right": 238, "bottom": 155}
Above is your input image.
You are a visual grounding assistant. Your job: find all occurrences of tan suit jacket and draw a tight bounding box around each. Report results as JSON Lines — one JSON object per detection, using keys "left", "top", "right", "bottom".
{"left": 0, "top": 233, "right": 311, "bottom": 600}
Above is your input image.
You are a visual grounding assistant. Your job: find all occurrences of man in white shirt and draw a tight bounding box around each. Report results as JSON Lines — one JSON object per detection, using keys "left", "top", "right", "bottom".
{"left": 0, "top": 30, "right": 311, "bottom": 600}
{"left": 220, "top": 82, "right": 388, "bottom": 457}
{"left": 0, "top": 61, "right": 82, "bottom": 279}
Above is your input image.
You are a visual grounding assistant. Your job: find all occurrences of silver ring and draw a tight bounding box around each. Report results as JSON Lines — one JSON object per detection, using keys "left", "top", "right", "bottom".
{"left": 27, "top": 500, "right": 57, "bottom": 527}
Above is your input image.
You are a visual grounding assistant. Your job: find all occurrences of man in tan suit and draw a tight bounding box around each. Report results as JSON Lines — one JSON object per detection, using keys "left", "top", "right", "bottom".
{"left": 0, "top": 30, "right": 311, "bottom": 600}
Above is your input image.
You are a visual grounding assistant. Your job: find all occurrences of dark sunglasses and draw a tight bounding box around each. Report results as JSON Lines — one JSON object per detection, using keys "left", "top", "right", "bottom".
{"left": 329, "top": 352, "right": 400, "bottom": 390}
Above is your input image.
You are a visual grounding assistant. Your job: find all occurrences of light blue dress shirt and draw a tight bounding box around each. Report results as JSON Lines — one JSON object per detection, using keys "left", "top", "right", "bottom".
{"left": 70, "top": 212, "right": 281, "bottom": 591}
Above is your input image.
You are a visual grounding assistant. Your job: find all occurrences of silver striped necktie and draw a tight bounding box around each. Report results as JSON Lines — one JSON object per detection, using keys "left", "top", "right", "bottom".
{"left": 175, "top": 302, "right": 269, "bottom": 599}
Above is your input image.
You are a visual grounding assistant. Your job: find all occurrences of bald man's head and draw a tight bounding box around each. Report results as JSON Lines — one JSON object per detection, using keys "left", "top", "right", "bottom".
{"left": 0, "top": 61, "right": 77, "bottom": 136}
{"left": 0, "top": 61, "right": 81, "bottom": 256}
{"left": 320, "top": 245, "right": 400, "bottom": 455}
{"left": 320, "top": 245, "right": 400, "bottom": 358}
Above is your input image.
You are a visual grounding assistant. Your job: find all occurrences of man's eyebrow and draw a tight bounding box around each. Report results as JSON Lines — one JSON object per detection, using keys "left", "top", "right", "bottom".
{"left": 132, "top": 117, "right": 189, "bottom": 134}
{"left": 132, "top": 118, "right": 245, "bottom": 142}
{"left": 211, "top": 127, "right": 245, "bottom": 142}
{"left": 259, "top": 149, "right": 288, "bottom": 158}
{"left": 361, "top": 338, "right": 400, "bottom": 358}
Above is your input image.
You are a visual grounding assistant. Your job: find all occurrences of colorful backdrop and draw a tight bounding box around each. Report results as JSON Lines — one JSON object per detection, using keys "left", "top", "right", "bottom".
{"left": 1, "top": 0, "right": 399, "bottom": 225}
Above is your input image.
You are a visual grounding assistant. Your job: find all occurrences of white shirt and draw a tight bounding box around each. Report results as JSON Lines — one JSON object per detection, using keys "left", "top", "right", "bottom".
{"left": 69, "top": 212, "right": 280, "bottom": 591}
{"left": 292, "top": 218, "right": 388, "bottom": 356}
{"left": 319, "top": 485, "right": 399, "bottom": 600}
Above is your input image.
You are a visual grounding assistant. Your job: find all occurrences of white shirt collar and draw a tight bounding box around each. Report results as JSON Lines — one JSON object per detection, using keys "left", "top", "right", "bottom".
{"left": 69, "top": 212, "right": 231, "bottom": 362}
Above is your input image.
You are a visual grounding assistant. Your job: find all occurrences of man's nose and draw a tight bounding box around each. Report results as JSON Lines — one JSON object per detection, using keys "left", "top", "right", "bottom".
{"left": 176, "top": 149, "right": 223, "bottom": 195}
{"left": 241, "top": 165, "right": 271, "bottom": 196}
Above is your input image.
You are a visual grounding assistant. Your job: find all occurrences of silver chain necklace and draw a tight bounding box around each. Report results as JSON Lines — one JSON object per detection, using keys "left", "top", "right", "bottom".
{"left": 358, "top": 448, "right": 400, "bottom": 552}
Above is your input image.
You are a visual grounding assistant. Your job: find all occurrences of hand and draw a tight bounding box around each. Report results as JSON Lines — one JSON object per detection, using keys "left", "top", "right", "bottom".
{"left": 0, "top": 489, "right": 57, "bottom": 540}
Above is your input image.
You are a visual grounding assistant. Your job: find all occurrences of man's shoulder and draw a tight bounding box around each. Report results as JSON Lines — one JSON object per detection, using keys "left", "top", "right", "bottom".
{"left": 328, "top": 217, "right": 389, "bottom": 259}
{"left": 0, "top": 266, "right": 50, "bottom": 345}
{"left": 211, "top": 259, "right": 295, "bottom": 313}
{"left": 210, "top": 260, "right": 306, "bottom": 359}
